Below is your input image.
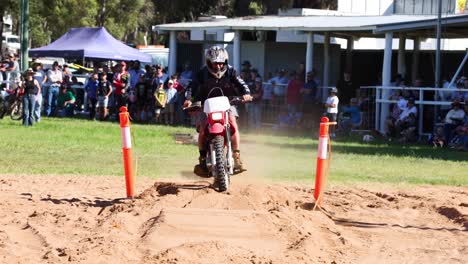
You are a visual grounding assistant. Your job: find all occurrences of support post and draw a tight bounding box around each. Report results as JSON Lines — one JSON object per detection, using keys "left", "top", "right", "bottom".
{"left": 306, "top": 32, "right": 314, "bottom": 80}
{"left": 411, "top": 37, "right": 421, "bottom": 84}
{"left": 168, "top": 31, "right": 177, "bottom": 76}
{"left": 398, "top": 33, "right": 406, "bottom": 77}
{"left": 380, "top": 32, "right": 393, "bottom": 134}
{"left": 346, "top": 36, "right": 354, "bottom": 73}
{"left": 20, "top": 0, "right": 30, "bottom": 72}
{"left": 233, "top": 30, "right": 241, "bottom": 73}
{"left": 322, "top": 32, "right": 330, "bottom": 102}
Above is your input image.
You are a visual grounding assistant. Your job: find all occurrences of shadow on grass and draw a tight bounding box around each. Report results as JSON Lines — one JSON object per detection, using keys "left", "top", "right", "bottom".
{"left": 261, "top": 140, "right": 468, "bottom": 162}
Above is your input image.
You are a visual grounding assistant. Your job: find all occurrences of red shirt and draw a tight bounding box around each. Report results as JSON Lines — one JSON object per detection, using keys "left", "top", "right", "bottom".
{"left": 286, "top": 79, "right": 304, "bottom": 105}
{"left": 173, "top": 81, "right": 184, "bottom": 93}
{"left": 113, "top": 71, "right": 129, "bottom": 95}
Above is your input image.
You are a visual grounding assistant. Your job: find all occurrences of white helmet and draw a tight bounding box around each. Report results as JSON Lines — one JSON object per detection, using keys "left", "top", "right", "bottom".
{"left": 205, "top": 46, "right": 228, "bottom": 79}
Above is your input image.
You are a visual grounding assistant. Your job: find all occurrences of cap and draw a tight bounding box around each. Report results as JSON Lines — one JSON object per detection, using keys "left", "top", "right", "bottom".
{"left": 168, "top": 79, "right": 174, "bottom": 84}
{"left": 158, "top": 79, "right": 164, "bottom": 84}
{"left": 255, "top": 77, "right": 262, "bottom": 83}
{"left": 330, "top": 87, "right": 338, "bottom": 93}
{"left": 251, "top": 68, "right": 258, "bottom": 73}
{"left": 8, "top": 53, "right": 15, "bottom": 58}
{"left": 25, "top": 68, "right": 34, "bottom": 74}
{"left": 242, "top": 60, "right": 251, "bottom": 66}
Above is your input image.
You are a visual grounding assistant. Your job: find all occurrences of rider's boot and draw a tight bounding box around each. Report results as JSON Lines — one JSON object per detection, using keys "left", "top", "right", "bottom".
{"left": 194, "top": 151, "right": 209, "bottom": 176}
{"left": 233, "top": 150, "right": 245, "bottom": 172}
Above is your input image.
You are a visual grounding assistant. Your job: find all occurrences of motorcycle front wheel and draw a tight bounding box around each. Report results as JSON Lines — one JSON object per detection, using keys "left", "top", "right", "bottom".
{"left": 213, "top": 135, "right": 229, "bottom": 192}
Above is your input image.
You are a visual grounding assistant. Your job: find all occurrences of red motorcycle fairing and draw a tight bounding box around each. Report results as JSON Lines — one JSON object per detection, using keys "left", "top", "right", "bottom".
{"left": 209, "top": 122, "right": 225, "bottom": 134}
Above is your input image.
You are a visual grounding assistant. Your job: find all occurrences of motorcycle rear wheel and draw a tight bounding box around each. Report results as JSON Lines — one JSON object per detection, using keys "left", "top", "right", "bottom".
{"left": 213, "top": 135, "right": 229, "bottom": 192}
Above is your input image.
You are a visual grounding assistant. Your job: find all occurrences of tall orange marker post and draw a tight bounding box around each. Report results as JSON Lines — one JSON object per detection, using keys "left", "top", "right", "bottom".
{"left": 314, "top": 116, "right": 336, "bottom": 205}
{"left": 119, "top": 106, "right": 135, "bottom": 198}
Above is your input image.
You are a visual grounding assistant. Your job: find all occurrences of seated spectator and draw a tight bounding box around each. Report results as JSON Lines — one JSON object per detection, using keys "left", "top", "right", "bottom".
{"left": 57, "top": 86, "right": 76, "bottom": 117}
{"left": 443, "top": 99, "right": 465, "bottom": 143}
{"left": 338, "top": 98, "right": 361, "bottom": 135}
{"left": 386, "top": 97, "right": 417, "bottom": 139}
{"left": 430, "top": 126, "right": 446, "bottom": 148}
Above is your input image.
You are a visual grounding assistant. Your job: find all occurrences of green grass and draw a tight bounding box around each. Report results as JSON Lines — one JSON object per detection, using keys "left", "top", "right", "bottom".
{"left": 0, "top": 118, "right": 467, "bottom": 186}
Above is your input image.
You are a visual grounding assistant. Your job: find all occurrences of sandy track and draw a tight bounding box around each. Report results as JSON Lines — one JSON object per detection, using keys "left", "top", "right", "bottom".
{"left": 0, "top": 174, "right": 466, "bottom": 263}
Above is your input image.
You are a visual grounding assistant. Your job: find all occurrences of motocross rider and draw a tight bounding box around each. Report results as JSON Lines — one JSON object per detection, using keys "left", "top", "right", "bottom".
{"left": 184, "top": 46, "right": 252, "bottom": 176}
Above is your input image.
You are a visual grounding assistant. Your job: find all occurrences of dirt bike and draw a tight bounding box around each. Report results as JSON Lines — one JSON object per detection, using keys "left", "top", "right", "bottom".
{"left": 186, "top": 88, "right": 246, "bottom": 192}
{"left": 0, "top": 88, "right": 23, "bottom": 120}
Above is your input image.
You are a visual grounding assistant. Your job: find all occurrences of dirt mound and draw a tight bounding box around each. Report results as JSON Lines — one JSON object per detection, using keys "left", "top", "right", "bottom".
{"left": 0, "top": 174, "right": 467, "bottom": 263}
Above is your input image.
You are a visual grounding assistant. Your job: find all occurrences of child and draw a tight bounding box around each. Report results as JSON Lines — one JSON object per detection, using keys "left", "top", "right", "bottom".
{"left": 97, "top": 73, "right": 113, "bottom": 120}
{"left": 325, "top": 87, "right": 339, "bottom": 138}
{"left": 431, "top": 126, "right": 445, "bottom": 148}
{"left": 164, "top": 79, "right": 178, "bottom": 125}
{"left": 135, "top": 73, "right": 149, "bottom": 122}
{"left": 154, "top": 79, "right": 166, "bottom": 123}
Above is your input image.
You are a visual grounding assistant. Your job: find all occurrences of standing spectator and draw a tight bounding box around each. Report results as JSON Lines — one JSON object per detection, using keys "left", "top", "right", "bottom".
{"left": 113, "top": 61, "right": 130, "bottom": 110}
{"left": 97, "top": 73, "right": 112, "bottom": 120}
{"left": 128, "top": 60, "right": 145, "bottom": 90}
{"left": 5, "top": 53, "right": 20, "bottom": 89}
{"left": 164, "top": 79, "right": 178, "bottom": 125}
{"left": 336, "top": 72, "right": 357, "bottom": 105}
{"left": 85, "top": 73, "right": 99, "bottom": 120}
{"left": 301, "top": 70, "right": 318, "bottom": 124}
{"left": 170, "top": 74, "right": 185, "bottom": 124}
{"left": 286, "top": 73, "right": 304, "bottom": 126}
{"left": 135, "top": 73, "right": 149, "bottom": 122}
{"left": 62, "top": 64, "right": 72, "bottom": 79}
{"left": 325, "top": 87, "right": 339, "bottom": 138}
{"left": 271, "top": 69, "right": 289, "bottom": 106}
{"left": 154, "top": 79, "right": 166, "bottom": 123}
{"left": 46, "top": 61, "right": 63, "bottom": 116}
{"left": 57, "top": 86, "right": 76, "bottom": 117}
{"left": 179, "top": 62, "right": 193, "bottom": 88}
{"left": 22, "top": 68, "right": 41, "bottom": 126}
{"left": 247, "top": 77, "right": 264, "bottom": 130}
{"left": 32, "top": 63, "right": 48, "bottom": 122}
{"left": 152, "top": 64, "right": 168, "bottom": 89}
{"left": 443, "top": 99, "right": 465, "bottom": 143}
{"left": 241, "top": 60, "right": 251, "bottom": 73}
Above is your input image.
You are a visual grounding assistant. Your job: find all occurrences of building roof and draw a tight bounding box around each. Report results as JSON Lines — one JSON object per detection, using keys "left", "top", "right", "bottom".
{"left": 153, "top": 13, "right": 468, "bottom": 38}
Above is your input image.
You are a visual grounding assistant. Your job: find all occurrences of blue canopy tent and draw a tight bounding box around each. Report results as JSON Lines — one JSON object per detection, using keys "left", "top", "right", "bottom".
{"left": 29, "top": 27, "right": 152, "bottom": 63}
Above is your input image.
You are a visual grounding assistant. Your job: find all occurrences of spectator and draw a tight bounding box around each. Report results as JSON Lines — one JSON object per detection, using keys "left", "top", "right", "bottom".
{"left": 430, "top": 126, "right": 446, "bottom": 148}
{"left": 247, "top": 77, "right": 264, "bottom": 131}
{"left": 336, "top": 72, "right": 357, "bottom": 105}
{"left": 386, "top": 98, "right": 417, "bottom": 139}
{"left": 443, "top": 99, "right": 465, "bottom": 143}
{"left": 57, "top": 86, "right": 75, "bottom": 117}
{"left": 62, "top": 64, "right": 72, "bottom": 79}
{"left": 286, "top": 73, "right": 304, "bottom": 126}
{"left": 32, "top": 63, "right": 48, "bottom": 122}
{"left": 325, "top": 87, "right": 339, "bottom": 138}
{"left": 179, "top": 62, "right": 193, "bottom": 88}
{"left": 85, "top": 73, "right": 99, "bottom": 120}
{"left": 70, "top": 76, "right": 84, "bottom": 110}
{"left": 170, "top": 74, "right": 185, "bottom": 125}
{"left": 271, "top": 69, "right": 289, "bottom": 107}
{"left": 135, "top": 73, "right": 149, "bottom": 122}
{"left": 22, "top": 68, "right": 41, "bottom": 126}
{"left": 113, "top": 61, "right": 130, "bottom": 110}
{"left": 338, "top": 97, "right": 361, "bottom": 135}
{"left": 164, "top": 79, "right": 178, "bottom": 125}
{"left": 300, "top": 70, "right": 318, "bottom": 123}
{"left": 5, "top": 53, "right": 20, "bottom": 89}
{"left": 46, "top": 61, "right": 63, "bottom": 116}
{"left": 152, "top": 64, "right": 168, "bottom": 89}
{"left": 97, "top": 73, "right": 112, "bottom": 120}
{"left": 451, "top": 77, "right": 468, "bottom": 102}
{"left": 241, "top": 60, "right": 251, "bottom": 73}
{"left": 128, "top": 60, "right": 145, "bottom": 90}
{"left": 154, "top": 79, "right": 166, "bottom": 123}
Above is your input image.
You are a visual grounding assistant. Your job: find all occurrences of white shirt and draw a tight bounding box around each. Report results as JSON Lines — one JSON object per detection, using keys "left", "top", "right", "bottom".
{"left": 399, "top": 105, "right": 417, "bottom": 121}
{"left": 444, "top": 109, "right": 465, "bottom": 124}
{"left": 47, "top": 69, "right": 63, "bottom": 86}
{"left": 326, "top": 95, "right": 339, "bottom": 113}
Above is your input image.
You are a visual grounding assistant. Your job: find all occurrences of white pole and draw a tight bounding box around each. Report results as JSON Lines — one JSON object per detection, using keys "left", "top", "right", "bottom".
{"left": 418, "top": 90, "right": 424, "bottom": 135}
{"left": 346, "top": 36, "right": 354, "bottom": 72}
{"left": 398, "top": 33, "right": 406, "bottom": 77}
{"left": 380, "top": 32, "right": 393, "bottom": 134}
{"left": 411, "top": 37, "right": 421, "bottom": 84}
{"left": 306, "top": 32, "right": 314, "bottom": 80}
{"left": 233, "top": 30, "right": 241, "bottom": 73}
{"left": 168, "top": 31, "right": 177, "bottom": 76}
{"left": 322, "top": 32, "right": 330, "bottom": 102}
